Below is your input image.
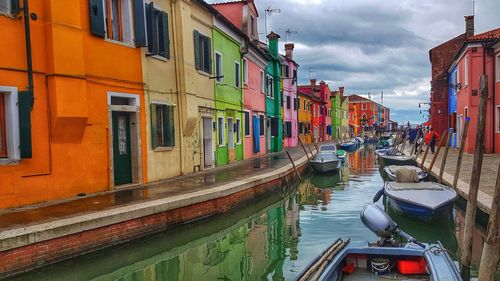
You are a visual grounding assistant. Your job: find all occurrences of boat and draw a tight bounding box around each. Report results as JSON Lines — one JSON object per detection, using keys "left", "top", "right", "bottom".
{"left": 336, "top": 149, "right": 346, "bottom": 161}
{"left": 295, "top": 205, "right": 462, "bottom": 281}
{"left": 338, "top": 141, "right": 357, "bottom": 151}
{"left": 379, "top": 154, "right": 416, "bottom": 166}
{"left": 310, "top": 144, "right": 342, "bottom": 173}
{"left": 373, "top": 181, "right": 458, "bottom": 221}
{"left": 355, "top": 137, "right": 364, "bottom": 144}
{"left": 384, "top": 165, "right": 428, "bottom": 182}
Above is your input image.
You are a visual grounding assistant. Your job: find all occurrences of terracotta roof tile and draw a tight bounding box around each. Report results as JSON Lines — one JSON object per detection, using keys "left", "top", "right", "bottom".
{"left": 468, "top": 28, "right": 500, "bottom": 41}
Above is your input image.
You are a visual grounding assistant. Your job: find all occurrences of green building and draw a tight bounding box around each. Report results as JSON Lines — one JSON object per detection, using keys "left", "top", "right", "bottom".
{"left": 213, "top": 26, "right": 244, "bottom": 166}
{"left": 264, "top": 32, "right": 283, "bottom": 152}
{"left": 331, "top": 91, "right": 342, "bottom": 139}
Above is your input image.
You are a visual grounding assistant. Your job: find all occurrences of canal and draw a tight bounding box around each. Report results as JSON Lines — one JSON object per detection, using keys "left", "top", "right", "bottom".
{"left": 7, "top": 146, "right": 494, "bottom": 281}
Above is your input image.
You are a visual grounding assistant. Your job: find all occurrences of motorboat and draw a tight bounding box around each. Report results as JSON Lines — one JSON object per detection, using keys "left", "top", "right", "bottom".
{"left": 338, "top": 141, "right": 357, "bottom": 151}
{"left": 295, "top": 205, "right": 462, "bottom": 281}
{"left": 373, "top": 181, "right": 458, "bottom": 221}
{"left": 374, "top": 147, "right": 402, "bottom": 157}
{"left": 384, "top": 165, "right": 428, "bottom": 182}
{"left": 310, "top": 144, "right": 342, "bottom": 173}
{"left": 379, "top": 154, "right": 416, "bottom": 167}
{"left": 336, "top": 149, "right": 346, "bottom": 161}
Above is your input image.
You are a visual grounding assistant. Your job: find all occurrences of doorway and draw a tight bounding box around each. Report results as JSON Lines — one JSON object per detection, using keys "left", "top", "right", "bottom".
{"left": 202, "top": 117, "right": 214, "bottom": 168}
{"left": 112, "top": 111, "right": 132, "bottom": 185}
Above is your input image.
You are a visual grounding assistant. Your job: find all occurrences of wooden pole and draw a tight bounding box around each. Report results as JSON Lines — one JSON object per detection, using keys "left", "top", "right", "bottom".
{"left": 298, "top": 137, "right": 311, "bottom": 162}
{"left": 286, "top": 150, "right": 303, "bottom": 182}
{"left": 477, "top": 161, "right": 500, "bottom": 281}
{"left": 426, "top": 130, "right": 448, "bottom": 173}
{"left": 453, "top": 118, "right": 470, "bottom": 189}
{"left": 461, "top": 75, "right": 489, "bottom": 280}
{"left": 438, "top": 129, "right": 453, "bottom": 184}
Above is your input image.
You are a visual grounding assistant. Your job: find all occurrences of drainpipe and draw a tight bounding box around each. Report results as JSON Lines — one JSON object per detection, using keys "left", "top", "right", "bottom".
{"left": 23, "top": 0, "right": 34, "bottom": 106}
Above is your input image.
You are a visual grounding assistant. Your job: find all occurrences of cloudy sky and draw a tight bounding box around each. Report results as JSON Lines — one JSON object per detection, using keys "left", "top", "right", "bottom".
{"left": 208, "top": 0, "right": 499, "bottom": 124}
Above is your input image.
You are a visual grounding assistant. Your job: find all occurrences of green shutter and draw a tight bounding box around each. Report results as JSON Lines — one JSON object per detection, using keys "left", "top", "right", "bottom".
{"left": 18, "top": 91, "right": 32, "bottom": 158}
{"left": 89, "top": 0, "right": 106, "bottom": 38}
{"left": 133, "top": 0, "right": 146, "bottom": 47}
{"left": 167, "top": 106, "right": 175, "bottom": 147}
{"left": 162, "top": 12, "right": 170, "bottom": 59}
{"left": 150, "top": 104, "right": 157, "bottom": 149}
{"left": 193, "top": 31, "right": 201, "bottom": 70}
{"left": 145, "top": 2, "right": 155, "bottom": 54}
{"left": 205, "top": 36, "right": 212, "bottom": 74}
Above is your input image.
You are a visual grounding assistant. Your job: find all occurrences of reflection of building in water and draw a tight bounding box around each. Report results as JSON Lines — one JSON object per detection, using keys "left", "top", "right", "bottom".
{"left": 284, "top": 194, "right": 301, "bottom": 261}
{"left": 348, "top": 147, "right": 376, "bottom": 174}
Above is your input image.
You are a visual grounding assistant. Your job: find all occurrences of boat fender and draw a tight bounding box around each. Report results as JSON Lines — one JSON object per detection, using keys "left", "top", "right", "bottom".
{"left": 372, "top": 188, "right": 384, "bottom": 203}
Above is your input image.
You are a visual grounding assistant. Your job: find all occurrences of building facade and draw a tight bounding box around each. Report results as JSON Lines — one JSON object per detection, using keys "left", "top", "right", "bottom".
{"left": 264, "top": 32, "right": 283, "bottom": 152}
{"left": 297, "top": 90, "right": 312, "bottom": 143}
{"left": 282, "top": 43, "right": 299, "bottom": 148}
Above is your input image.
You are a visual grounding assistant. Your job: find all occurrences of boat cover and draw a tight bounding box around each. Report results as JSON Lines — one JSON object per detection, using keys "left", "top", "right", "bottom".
{"left": 385, "top": 182, "right": 457, "bottom": 210}
{"left": 386, "top": 182, "right": 446, "bottom": 191}
{"left": 386, "top": 165, "right": 423, "bottom": 174}
{"left": 395, "top": 169, "right": 418, "bottom": 183}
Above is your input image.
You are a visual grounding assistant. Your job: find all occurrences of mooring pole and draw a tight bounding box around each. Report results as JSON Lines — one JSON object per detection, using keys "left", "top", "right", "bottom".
{"left": 453, "top": 118, "right": 470, "bottom": 189}
{"left": 286, "top": 150, "right": 302, "bottom": 182}
{"left": 427, "top": 130, "right": 448, "bottom": 173}
{"left": 420, "top": 139, "right": 431, "bottom": 167}
{"left": 461, "top": 75, "right": 489, "bottom": 280}
{"left": 298, "top": 137, "right": 311, "bottom": 162}
{"left": 478, "top": 162, "right": 500, "bottom": 281}
{"left": 438, "top": 129, "right": 453, "bottom": 184}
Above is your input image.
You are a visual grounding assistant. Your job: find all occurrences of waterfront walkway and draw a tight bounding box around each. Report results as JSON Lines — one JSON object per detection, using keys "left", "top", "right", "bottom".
{"left": 0, "top": 144, "right": 314, "bottom": 232}
{"left": 403, "top": 144, "right": 498, "bottom": 214}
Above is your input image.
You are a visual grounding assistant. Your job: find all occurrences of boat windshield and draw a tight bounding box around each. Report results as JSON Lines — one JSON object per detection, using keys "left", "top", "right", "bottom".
{"left": 320, "top": 145, "right": 337, "bottom": 152}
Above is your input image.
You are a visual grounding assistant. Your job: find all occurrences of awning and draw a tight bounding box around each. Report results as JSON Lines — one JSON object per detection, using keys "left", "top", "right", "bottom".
{"left": 423, "top": 120, "right": 431, "bottom": 126}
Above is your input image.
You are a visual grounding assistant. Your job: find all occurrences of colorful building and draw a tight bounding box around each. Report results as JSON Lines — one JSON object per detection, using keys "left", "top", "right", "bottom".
{"left": 331, "top": 91, "right": 342, "bottom": 139}
{"left": 297, "top": 90, "right": 312, "bottom": 143}
{"left": 340, "top": 90, "right": 350, "bottom": 139}
{"left": 282, "top": 43, "right": 299, "bottom": 148}
{"left": 320, "top": 81, "right": 332, "bottom": 142}
{"left": 446, "top": 25, "right": 500, "bottom": 153}
{"left": 348, "top": 94, "right": 390, "bottom": 135}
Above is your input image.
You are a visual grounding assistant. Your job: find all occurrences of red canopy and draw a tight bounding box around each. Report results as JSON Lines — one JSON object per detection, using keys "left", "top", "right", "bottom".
{"left": 422, "top": 120, "right": 431, "bottom": 126}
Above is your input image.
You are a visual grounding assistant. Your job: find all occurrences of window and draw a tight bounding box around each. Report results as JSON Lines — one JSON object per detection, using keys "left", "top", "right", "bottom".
{"left": 303, "top": 100, "right": 306, "bottom": 110}
{"left": 456, "top": 66, "right": 460, "bottom": 84}
{"left": 260, "top": 70, "right": 265, "bottom": 93}
{"left": 103, "top": 0, "right": 134, "bottom": 43}
{"left": 244, "top": 111, "right": 250, "bottom": 136}
{"left": 0, "top": 0, "right": 20, "bottom": 17}
{"left": 362, "top": 103, "right": 367, "bottom": 110}
{"left": 194, "top": 31, "right": 212, "bottom": 73}
{"left": 234, "top": 61, "right": 240, "bottom": 88}
{"left": 217, "top": 117, "right": 224, "bottom": 146}
{"left": 250, "top": 16, "right": 255, "bottom": 36}
{"left": 496, "top": 106, "right": 500, "bottom": 133}
{"left": 496, "top": 55, "right": 500, "bottom": 82}
{"left": 285, "top": 121, "right": 292, "bottom": 137}
{"left": 464, "top": 55, "right": 468, "bottom": 86}
{"left": 285, "top": 95, "right": 290, "bottom": 109}
{"left": 0, "top": 87, "right": 20, "bottom": 161}
{"left": 0, "top": 95, "right": 6, "bottom": 157}
{"left": 285, "top": 65, "right": 290, "bottom": 78}
{"left": 266, "top": 75, "right": 274, "bottom": 98}
{"left": 464, "top": 107, "right": 468, "bottom": 118}
{"left": 150, "top": 104, "right": 175, "bottom": 148}
{"left": 259, "top": 115, "right": 265, "bottom": 136}
{"left": 271, "top": 118, "right": 279, "bottom": 137}
{"left": 292, "top": 69, "right": 297, "bottom": 85}
{"left": 242, "top": 59, "right": 248, "bottom": 84}
{"left": 215, "top": 52, "right": 223, "bottom": 83}
{"left": 146, "top": 5, "right": 169, "bottom": 58}
{"left": 236, "top": 119, "right": 241, "bottom": 144}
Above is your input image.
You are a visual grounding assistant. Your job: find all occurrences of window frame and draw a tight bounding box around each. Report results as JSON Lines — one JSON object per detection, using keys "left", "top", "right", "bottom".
{"left": 194, "top": 30, "right": 212, "bottom": 74}
{"left": 150, "top": 103, "right": 175, "bottom": 149}
{"left": 496, "top": 54, "right": 500, "bottom": 82}
{"left": 146, "top": 5, "right": 170, "bottom": 59}
{"left": 260, "top": 70, "right": 265, "bottom": 93}
{"left": 103, "top": 0, "right": 135, "bottom": 44}
{"left": 0, "top": 94, "right": 7, "bottom": 158}
{"left": 215, "top": 51, "right": 223, "bottom": 83}
{"left": 217, "top": 116, "right": 225, "bottom": 146}
{"left": 496, "top": 105, "right": 500, "bottom": 133}
{"left": 266, "top": 74, "right": 274, "bottom": 98}
{"left": 250, "top": 15, "right": 255, "bottom": 36}
{"left": 244, "top": 111, "right": 250, "bottom": 137}
{"left": 0, "top": 86, "right": 20, "bottom": 162}
{"left": 234, "top": 61, "right": 241, "bottom": 88}
{"left": 362, "top": 103, "right": 367, "bottom": 110}
{"left": 242, "top": 58, "right": 248, "bottom": 84}
{"left": 464, "top": 55, "right": 468, "bottom": 86}
{"left": 236, "top": 118, "right": 242, "bottom": 144}
{"left": 259, "top": 115, "right": 265, "bottom": 136}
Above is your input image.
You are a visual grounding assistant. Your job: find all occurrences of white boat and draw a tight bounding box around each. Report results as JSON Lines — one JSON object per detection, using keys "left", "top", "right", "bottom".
{"left": 310, "top": 144, "right": 342, "bottom": 173}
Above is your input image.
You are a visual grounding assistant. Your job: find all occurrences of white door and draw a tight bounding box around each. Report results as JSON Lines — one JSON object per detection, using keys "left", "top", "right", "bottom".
{"left": 228, "top": 118, "right": 234, "bottom": 149}
{"left": 202, "top": 118, "right": 213, "bottom": 168}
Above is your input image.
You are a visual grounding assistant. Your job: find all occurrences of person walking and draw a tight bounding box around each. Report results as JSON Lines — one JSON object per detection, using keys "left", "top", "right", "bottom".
{"left": 425, "top": 128, "right": 439, "bottom": 154}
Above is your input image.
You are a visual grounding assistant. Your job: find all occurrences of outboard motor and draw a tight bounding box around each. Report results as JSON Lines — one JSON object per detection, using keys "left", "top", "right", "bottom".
{"left": 360, "top": 205, "right": 425, "bottom": 248}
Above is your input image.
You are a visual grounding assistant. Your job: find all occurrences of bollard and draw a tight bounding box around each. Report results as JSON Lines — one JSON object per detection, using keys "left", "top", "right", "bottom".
{"left": 438, "top": 129, "right": 453, "bottom": 184}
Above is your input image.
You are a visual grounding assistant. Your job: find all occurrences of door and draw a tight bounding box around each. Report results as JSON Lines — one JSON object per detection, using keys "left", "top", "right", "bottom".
{"left": 202, "top": 118, "right": 213, "bottom": 168}
{"left": 112, "top": 111, "right": 132, "bottom": 185}
{"left": 227, "top": 118, "right": 234, "bottom": 161}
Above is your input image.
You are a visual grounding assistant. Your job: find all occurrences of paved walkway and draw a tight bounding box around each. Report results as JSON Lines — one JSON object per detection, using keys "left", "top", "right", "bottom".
{"left": 402, "top": 143, "right": 497, "bottom": 214}
{"left": 0, "top": 144, "right": 315, "bottom": 231}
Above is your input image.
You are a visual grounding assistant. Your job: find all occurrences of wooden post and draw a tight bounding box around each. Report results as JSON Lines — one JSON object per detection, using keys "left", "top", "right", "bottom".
{"left": 298, "top": 137, "right": 311, "bottom": 162}
{"left": 453, "top": 118, "right": 470, "bottom": 189}
{"left": 286, "top": 150, "right": 303, "bottom": 182}
{"left": 438, "top": 129, "right": 453, "bottom": 184}
{"left": 478, "top": 162, "right": 500, "bottom": 281}
{"left": 461, "top": 75, "right": 489, "bottom": 280}
{"left": 427, "top": 130, "right": 448, "bottom": 173}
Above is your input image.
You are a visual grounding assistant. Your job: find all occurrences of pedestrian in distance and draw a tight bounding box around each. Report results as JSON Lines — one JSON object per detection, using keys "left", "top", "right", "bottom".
{"left": 425, "top": 128, "right": 439, "bottom": 154}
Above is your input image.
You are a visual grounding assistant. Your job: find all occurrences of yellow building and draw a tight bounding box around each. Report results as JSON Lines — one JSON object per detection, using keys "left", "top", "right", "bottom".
{"left": 340, "top": 96, "right": 350, "bottom": 139}
{"left": 298, "top": 91, "right": 312, "bottom": 143}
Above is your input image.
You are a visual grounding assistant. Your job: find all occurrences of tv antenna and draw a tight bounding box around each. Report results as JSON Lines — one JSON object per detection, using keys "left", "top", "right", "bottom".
{"left": 285, "top": 28, "right": 297, "bottom": 43}
{"left": 308, "top": 67, "right": 316, "bottom": 80}
{"left": 264, "top": 5, "right": 281, "bottom": 43}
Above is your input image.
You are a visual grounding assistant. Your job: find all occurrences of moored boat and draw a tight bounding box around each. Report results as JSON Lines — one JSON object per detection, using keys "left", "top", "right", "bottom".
{"left": 378, "top": 154, "right": 415, "bottom": 166}
{"left": 338, "top": 141, "right": 357, "bottom": 151}
{"left": 310, "top": 144, "right": 342, "bottom": 173}
{"left": 384, "top": 165, "right": 428, "bottom": 182}
{"left": 336, "top": 149, "right": 346, "bottom": 160}
{"left": 375, "top": 181, "right": 457, "bottom": 221}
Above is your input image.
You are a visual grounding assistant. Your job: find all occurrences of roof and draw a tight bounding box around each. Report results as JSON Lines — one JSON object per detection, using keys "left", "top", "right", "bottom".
{"left": 468, "top": 28, "right": 500, "bottom": 42}
{"left": 211, "top": 1, "right": 259, "bottom": 17}
{"left": 347, "top": 94, "right": 388, "bottom": 109}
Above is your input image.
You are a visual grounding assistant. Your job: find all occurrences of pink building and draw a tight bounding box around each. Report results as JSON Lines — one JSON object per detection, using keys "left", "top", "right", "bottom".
{"left": 319, "top": 81, "right": 333, "bottom": 141}
{"left": 282, "top": 43, "right": 299, "bottom": 147}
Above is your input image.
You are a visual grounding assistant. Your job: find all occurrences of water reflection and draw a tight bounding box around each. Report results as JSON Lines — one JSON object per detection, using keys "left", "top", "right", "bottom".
{"left": 8, "top": 146, "right": 490, "bottom": 281}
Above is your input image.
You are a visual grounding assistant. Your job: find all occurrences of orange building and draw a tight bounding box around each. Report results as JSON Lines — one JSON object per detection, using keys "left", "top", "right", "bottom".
{"left": 0, "top": 0, "right": 147, "bottom": 208}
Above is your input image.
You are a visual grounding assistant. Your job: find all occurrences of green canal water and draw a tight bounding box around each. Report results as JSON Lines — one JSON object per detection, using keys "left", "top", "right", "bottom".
{"left": 8, "top": 146, "right": 493, "bottom": 281}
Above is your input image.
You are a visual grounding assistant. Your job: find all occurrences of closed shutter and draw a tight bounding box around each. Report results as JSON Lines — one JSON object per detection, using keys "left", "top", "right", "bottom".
{"left": 193, "top": 31, "right": 201, "bottom": 70}
{"left": 150, "top": 104, "right": 158, "bottom": 148}
{"left": 252, "top": 116, "right": 260, "bottom": 153}
{"left": 133, "top": 0, "right": 146, "bottom": 47}
{"left": 89, "top": 0, "right": 105, "bottom": 38}
{"left": 205, "top": 37, "right": 212, "bottom": 74}
{"left": 145, "top": 2, "right": 155, "bottom": 54}
{"left": 166, "top": 106, "right": 175, "bottom": 147}
{"left": 18, "top": 91, "right": 32, "bottom": 158}
{"left": 244, "top": 112, "right": 250, "bottom": 136}
{"left": 271, "top": 118, "right": 278, "bottom": 137}
{"left": 161, "top": 12, "right": 170, "bottom": 59}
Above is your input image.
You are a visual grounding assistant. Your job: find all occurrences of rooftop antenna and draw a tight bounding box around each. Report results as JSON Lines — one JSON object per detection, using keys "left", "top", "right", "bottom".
{"left": 472, "top": 0, "right": 475, "bottom": 16}
{"left": 264, "top": 5, "right": 281, "bottom": 43}
{"left": 308, "top": 67, "right": 316, "bottom": 80}
{"left": 381, "top": 91, "right": 384, "bottom": 106}
{"left": 368, "top": 92, "right": 371, "bottom": 100}
{"left": 285, "top": 28, "right": 297, "bottom": 43}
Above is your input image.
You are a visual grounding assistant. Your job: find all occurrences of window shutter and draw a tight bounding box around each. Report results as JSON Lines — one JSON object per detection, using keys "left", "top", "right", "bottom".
{"left": 89, "top": 0, "right": 105, "bottom": 38}
{"left": 161, "top": 12, "right": 170, "bottom": 59}
{"left": 205, "top": 37, "right": 212, "bottom": 74}
{"left": 145, "top": 2, "right": 155, "bottom": 54}
{"left": 18, "top": 91, "right": 32, "bottom": 158}
{"left": 193, "top": 31, "right": 201, "bottom": 70}
{"left": 133, "top": 0, "right": 146, "bottom": 47}
{"left": 150, "top": 104, "right": 157, "bottom": 149}
{"left": 167, "top": 106, "right": 175, "bottom": 147}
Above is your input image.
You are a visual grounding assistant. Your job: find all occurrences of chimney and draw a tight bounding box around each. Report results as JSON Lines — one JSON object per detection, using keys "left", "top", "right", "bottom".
{"left": 267, "top": 31, "right": 280, "bottom": 57}
{"left": 465, "top": 15, "right": 474, "bottom": 39}
{"left": 310, "top": 79, "right": 317, "bottom": 88}
{"left": 285, "top": 43, "right": 294, "bottom": 60}
{"left": 339, "top": 87, "right": 344, "bottom": 96}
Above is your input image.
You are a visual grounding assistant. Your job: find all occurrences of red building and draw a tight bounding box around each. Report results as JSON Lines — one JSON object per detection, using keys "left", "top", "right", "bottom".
{"left": 428, "top": 17, "right": 467, "bottom": 135}
{"left": 448, "top": 26, "right": 500, "bottom": 153}
{"left": 298, "top": 79, "right": 332, "bottom": 142}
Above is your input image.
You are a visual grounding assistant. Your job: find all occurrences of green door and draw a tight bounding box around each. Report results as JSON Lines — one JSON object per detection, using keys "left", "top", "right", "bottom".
{"left": 112, "top": 111, "right": 132, "bottom": 185}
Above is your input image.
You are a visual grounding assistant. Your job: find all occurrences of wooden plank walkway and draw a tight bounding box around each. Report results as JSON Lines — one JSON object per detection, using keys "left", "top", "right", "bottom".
{"left": 403, "top": 144, "right": 497, "bottom": 214}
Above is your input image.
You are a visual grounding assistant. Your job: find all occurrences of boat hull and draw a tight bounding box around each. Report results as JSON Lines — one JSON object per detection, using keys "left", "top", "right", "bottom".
{"left": 310, "top": 160, "right": 342, "bottom": 173}
{"left": 386, "top": 197, "right": 453, "bottom": 221}
{"left": 338, "top": 143, "right": 357, "bottom": 151}
{"left": 379, "top": 155, "right": 415, "bottom": 167}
